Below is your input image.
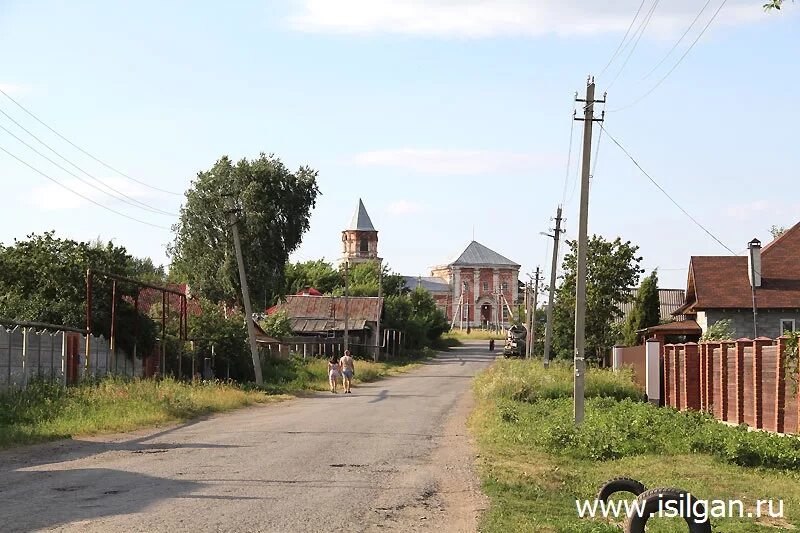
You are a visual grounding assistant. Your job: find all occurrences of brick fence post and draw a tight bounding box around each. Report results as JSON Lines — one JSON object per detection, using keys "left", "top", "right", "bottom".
{"left": 706, "top": 342, "right": 716, "bottom": 414}
{"left": 674, "top": 344, "right": 683, "bottom": 410}
{"left": 753, "top": 337, "right": 772, "bottom": 430}
{"left": 734, "top": 338, "right": 751, "bottom": 425}
{"left": 663, "top": 344, "right": 673, "bottom": 408}
{"left": 682, "top": 343, "right": 700, "bottom": 411}
{"left": 699, "top": 343, "right": 706, "bottom": 411}
{"left": 720, "top": 341, "right": 733, "bottom": 422}
{"left": 776, "top": 336, "right": 787, "bottom": 433}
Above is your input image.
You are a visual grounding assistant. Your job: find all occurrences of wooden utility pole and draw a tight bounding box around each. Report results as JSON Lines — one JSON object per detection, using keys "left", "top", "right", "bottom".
{"left": 343, "top": 261, "right": 350, "bottom": 353}
{"left": 543, "top": 206, "right": 564, "bottom": 369}
{"left": 573, "top": 77, "right": 605, "bottom": 424}
{"left": 226, "top": 197, "right": 263, "bottom": 385}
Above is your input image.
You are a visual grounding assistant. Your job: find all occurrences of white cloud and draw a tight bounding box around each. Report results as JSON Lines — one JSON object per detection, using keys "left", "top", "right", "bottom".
{"left": 388, "top": 199, "right": 424, "bottom": 215}
{"left": 288, "top": 0, "right": 765, "bottom": 38}
{"left": 725, "top": 199, "right": 770, "bottom": 221}
{"left": 0, "top": 83, "right": 30, "bottom": 95}
{"left": 31, "top": 177, "right": 153, "bottom": 210}
{"left": 354, "top": 148, "right": 558, "bottom": 175}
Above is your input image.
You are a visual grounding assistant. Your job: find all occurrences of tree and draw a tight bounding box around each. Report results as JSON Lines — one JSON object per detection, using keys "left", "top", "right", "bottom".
{"left": 382, "top": 287, "right": 450, "bottom": 349}
{"left": 168, "top": 154, "right": 320, "bottom": 307}
{"left": 259, "top": 310, "right": 292, "bottom": 339}
{"left": 701, "top": 319, "right": 735, "bottom": 341}
{"left": 330, "top": 260, "right": 407, "bottom": 298}
{"left": 0, "top": 232, "right": 158, "bottom": 357}
{"left": 551, "top": 235, "right": 644, "bottom": 363}
{"left": 764, "top": 0, "right": 790, "bottom": 9}
{"left": 622, "top": 270, "right": 661, "bottom": 346}
{"left": 284, "top": 259, "right": 342, "bottom": 295}
{"left": 187, "top": 298, "right": 251, "bottom": 380}
{"left": 770, "top": 225, "right": 787, "bottom": 239}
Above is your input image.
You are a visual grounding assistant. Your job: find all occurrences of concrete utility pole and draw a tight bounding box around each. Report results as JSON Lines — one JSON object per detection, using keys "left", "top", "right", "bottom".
{"left": 542, "top": 206, "right": 564, "bottom": 369}
{"left": 225, "top": 197, "right": 263, "bottom": 385}
{"left": 343, "top": 261, "right": 350, "bottom": 353}
{"left": 375, "top": 264, "right": 382, "bottom": 362}
{"left": 527, "top": 268, "right": 540, "bottom": 360}
{"left": 573, "top": 77, "right": 605, "bottom": 424}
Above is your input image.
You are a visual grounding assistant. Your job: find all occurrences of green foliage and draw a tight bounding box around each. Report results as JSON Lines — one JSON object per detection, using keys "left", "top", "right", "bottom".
{"left": 0, "top": 231, "right": 158, "bottom": 357}
{"left": 551, "top": 235, "right": 643, "bottom": 362}
{"left": 701, "top": 318, "right": 735, "bottom": 341}
{"left": 330, "top": 260, "right": 406, "bottom": 297}
{"left": 284, "top": 259, "right": 342, "bottom": 295}
{"left": 784, "top": 330, "right": 800, "bottom": 396}
{"left": 168, "top": 154, "right": 320, "bottom": 307}
{"left": 383, "top": 287, "right": 450, "bottom": 349}
{"left": 622, "top": 269, "right": 660, "bottom": 346}
{"left": 187, "top": 298, "right": 251, "bottom": 381}
{"left": 259, "top": 310, "right": 292, "bottom": 339}
{"left": 770, "top": 224, "right": 788, "bottom": 239}
{"left": 764, "top": 0, "right": 790, "bottom": 10}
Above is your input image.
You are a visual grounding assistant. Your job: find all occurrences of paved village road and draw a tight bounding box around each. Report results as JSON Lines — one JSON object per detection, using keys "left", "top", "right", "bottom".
{"left": 0, "top": 342, "right": 495, "bottom": 533}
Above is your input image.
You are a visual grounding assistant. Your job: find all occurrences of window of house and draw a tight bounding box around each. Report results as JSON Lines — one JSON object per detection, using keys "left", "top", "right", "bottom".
{"left": 483, "top": 281, "right": 489, "bottom": 291}
{"left": 500, "top": 282, "right": 508, "bottom": 291}
{"left": 502, "top": 307, "right": 509, "bottom": 321}
{"left": 359, "top": 239, "right": 369, "bottom": 253}
{"left": 780, "top": 319, "right": 796, "bottom": 334}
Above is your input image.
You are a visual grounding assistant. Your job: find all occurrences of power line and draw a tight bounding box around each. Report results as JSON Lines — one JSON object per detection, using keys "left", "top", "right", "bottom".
{"left": 0, "top": 87, "right": 182, "bottom": 196}
{"left": 609, "top": 0, "right": 729, "bottom": 113}
{"left": 0, "top": 110, "right": 177, "bottom": 216}
{"left": 597, "top": 0, "right": 648, "bottom": 79}
{"left": 0, "top": 143, "right": 171, "bottom": 230}
{"left": 641, "top": 0, "right": 712, "bottom": 80}
{"left": 600, "top": 123, "right": 737, "bottom": 256}
{"left": 561, "top": 102, "right": 577, "bottom": 205}
{"left": 606, "top": 0, "right": 661, "bottom": 91}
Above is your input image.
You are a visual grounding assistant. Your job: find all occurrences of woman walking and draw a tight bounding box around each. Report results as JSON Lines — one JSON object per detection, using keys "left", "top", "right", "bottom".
{"left": 328, "top": 354, "right": 341, "bottom": 393}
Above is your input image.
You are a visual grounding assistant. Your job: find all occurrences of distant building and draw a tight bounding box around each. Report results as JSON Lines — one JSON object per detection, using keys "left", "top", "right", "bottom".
{"left": 341, "top": 199, "right": 381, "bottom": 266}
{"left": 615, "top": 288, "right": 686, "bottom": 325}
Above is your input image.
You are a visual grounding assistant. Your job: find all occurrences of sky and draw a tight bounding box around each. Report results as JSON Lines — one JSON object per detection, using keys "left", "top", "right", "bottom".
{"left": 0, "top": 0, "right": 798, "bottom": 292}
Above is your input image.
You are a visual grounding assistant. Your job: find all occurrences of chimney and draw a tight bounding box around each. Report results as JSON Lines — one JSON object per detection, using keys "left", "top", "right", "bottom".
{"left": 748, "top": 238, "right": 762, "bottom": 288}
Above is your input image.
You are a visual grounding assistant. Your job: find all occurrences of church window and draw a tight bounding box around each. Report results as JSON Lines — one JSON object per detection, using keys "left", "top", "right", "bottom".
{"left": 483, "top": 281, "right": 489, "bottom": 292}
{"left": 360, "top": 239, "right": 369, "bottom": 253}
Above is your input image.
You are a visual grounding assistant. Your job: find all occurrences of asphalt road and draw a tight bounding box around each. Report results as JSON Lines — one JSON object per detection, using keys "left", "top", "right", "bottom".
{"left": 0, "top": 341, "right": 495, "bottom": 532}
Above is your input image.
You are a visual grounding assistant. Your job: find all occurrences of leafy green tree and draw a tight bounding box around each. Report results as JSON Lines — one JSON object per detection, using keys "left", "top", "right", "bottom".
{"left": 187, "top": 298, "right": 252, "bottom": 380}
{"left": 622, "top": 270, "right": 661, "bottom": 346}
{"left": 0, "top": 232, "right": 158, "bottom": 357}
{"left": 168, "top": 154, "right": 320, "bottom": 307}
{"left": 701, "top": 319, "right": 735, "bottom": 341}
{"left": 383, "top": 287, "right": 449, "bottom": 349}
{"left": 284, "top": 260, "right": 342, "bottom": 295}
{"left": 259, "top": 310, "right": 292, "bottom": 339}
{"left": 764, "top": 0, "right": 790, "bottom": 10}
{"left": 551, "top": 235, "right": 644, "bottom": 363}
{"left": 330, "top": 260, "right": 406, "bottom": 297}
{"left": 770, "top": 225, "right": 787, "bottom": 239}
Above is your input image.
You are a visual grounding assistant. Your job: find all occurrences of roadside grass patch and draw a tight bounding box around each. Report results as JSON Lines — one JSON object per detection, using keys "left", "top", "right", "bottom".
{"left": 471, "top": 359, "right": 800, "bottom": 531}
{"left": 0, "top": 377, "right": 271, "bottom": 449}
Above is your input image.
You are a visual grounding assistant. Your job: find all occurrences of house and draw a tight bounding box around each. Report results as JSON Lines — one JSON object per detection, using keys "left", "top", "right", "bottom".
{"left": 669, "top": 222, "right": 800, "bottom": 340}
{"left": 269, "top": 294, "right": 383, "bottom": 347}
{"left": 615, "top": 288, "right": 687, "bottom": 325}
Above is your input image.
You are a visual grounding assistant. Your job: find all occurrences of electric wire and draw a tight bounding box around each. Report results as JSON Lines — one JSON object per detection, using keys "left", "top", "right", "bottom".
{"left": 641, "top": 0, "right": 712, "bottom": 80}
{"left": 600, "top": 123, "right": 737, "bottom": 256}
{"left": 606, "top": 0, "right": 661, "bottom": 91}
{"left": 609, "top": 0, "right": 729, "bottom": 113}
{"left": 0, "top": 87, "right": 182, "bottom": 196}
{"left": 0, "top": 143, "right": 171, "bottom": 230}
{"left": 597, "top": 0, "right": 648, "bottom": 79}
{"left": 0, "top": 110, "right": 177, "bottom": 216}
{"left": 560, "top": 103, "right": 577, "bottom": 206}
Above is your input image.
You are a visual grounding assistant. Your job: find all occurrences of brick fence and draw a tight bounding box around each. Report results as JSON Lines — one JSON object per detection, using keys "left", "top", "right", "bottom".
{"left": 662, "top": 337, "right": 797, "bottom": 433}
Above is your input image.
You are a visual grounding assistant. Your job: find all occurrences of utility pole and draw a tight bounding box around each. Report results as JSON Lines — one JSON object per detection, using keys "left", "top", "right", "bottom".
{"left": 527, "top": 268, "right": 540, "bottom": 359}
{"left": 542, "top": 206, "right": 564, "bottom": 369}
{"left": 225, "top": 197, "right": 263, "bottom": 385}
{"left": 343, "top": 261, "right": 350, "bottom": 353}
{"left": 573, "top": 77, "right": 605, "bottom": 424}
{"left": 375, "top": 264, "right": 382, "bottom": 362}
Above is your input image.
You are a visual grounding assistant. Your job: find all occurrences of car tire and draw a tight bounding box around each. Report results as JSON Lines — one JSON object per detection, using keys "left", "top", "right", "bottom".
{"left": 596, "top": 477, "right": 646, "bottom": 503}
{"left": 623, "top": 487, "right": 711, "bottom": 533}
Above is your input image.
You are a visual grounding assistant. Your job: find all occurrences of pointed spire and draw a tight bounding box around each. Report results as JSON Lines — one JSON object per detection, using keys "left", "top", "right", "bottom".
{"left": 348, "top": 198, "right": 376, "bottom": 231}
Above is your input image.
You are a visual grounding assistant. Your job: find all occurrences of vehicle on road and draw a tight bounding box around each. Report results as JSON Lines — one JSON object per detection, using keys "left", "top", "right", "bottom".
{"left": 502, "top": 325, "right": 526, "bottom": 357}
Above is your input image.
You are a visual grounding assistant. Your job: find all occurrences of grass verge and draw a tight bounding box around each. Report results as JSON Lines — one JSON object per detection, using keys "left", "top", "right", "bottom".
{"left": 471, "top": 359, "right": 800, "bottom": 532}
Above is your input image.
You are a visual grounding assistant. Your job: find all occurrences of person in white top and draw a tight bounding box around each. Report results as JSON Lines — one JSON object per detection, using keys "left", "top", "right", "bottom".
{"left": 339, "top": 350, "right": 355, "bottom": 394}
{"left": 327, "top": 355, "right": 341, "bottom": 393}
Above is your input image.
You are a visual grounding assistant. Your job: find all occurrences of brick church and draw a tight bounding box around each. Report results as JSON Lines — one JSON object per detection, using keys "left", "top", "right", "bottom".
{"left": 340, "top": 199, "right": 521, "bottom": 329}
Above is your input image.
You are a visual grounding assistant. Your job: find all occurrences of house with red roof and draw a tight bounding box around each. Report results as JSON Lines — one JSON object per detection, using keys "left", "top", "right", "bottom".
{"left": 666, "top": 222, "right": 800, "bottom": 340}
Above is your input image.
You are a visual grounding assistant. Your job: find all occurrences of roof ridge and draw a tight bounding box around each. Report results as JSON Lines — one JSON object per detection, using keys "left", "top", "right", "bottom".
{"left": 762, "top": 220, "right": 800, "bottom": 255}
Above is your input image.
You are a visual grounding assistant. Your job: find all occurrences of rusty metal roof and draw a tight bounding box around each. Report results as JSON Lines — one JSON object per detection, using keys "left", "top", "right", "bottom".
{"left": 273, "top": 295, "right": 382, "bottom": 333}
{"left": 615, "top": 288, "right": 687, "bottom": 324}
{"left": 289, "top": 318, "right": 368, "bottom": 333}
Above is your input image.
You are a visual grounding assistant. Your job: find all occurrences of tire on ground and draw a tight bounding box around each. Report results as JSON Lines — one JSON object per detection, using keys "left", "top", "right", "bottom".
{"left": 596, "top": 477, "right": 646, "bottom": 503}
{"left": 624, "top": 487, "right": 712, "bottom": 533}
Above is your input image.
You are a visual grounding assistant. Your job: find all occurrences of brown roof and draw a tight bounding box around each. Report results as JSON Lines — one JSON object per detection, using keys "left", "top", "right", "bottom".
{"left": 674, "top": 221, "right": 800, "bottom": 314}
{"left": 616, "top": 288, "right": 686, "bottom": 324}
{"left": 644, "top": 319, "right": 702, "bottom": 335}
{"left": 272, "top": 295, "right": 383, "bottom": 333}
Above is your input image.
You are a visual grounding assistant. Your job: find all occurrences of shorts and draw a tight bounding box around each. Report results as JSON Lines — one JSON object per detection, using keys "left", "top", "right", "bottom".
{"left": 342, "top": 369, "right": 354, "bottom": 379}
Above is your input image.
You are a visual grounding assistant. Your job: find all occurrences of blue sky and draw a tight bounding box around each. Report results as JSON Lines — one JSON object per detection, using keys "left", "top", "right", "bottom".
{"left": 0, "top": 0, "right": 798, "bottom": 290}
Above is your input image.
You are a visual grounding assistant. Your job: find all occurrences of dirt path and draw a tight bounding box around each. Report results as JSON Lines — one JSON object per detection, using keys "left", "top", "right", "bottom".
{"left": 0, "top": 342, "right": 494, "bottom": 532}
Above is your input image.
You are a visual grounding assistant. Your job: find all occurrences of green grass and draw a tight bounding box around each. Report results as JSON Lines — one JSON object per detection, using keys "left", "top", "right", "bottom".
{"left": 444, "top": 329, "right": 506, "bottom": 340}
{"left": 471, "top": 360, "right": 800, "bottom": 532}
{"left": 0, "top": 377, "right": 274, "bottom": 449}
